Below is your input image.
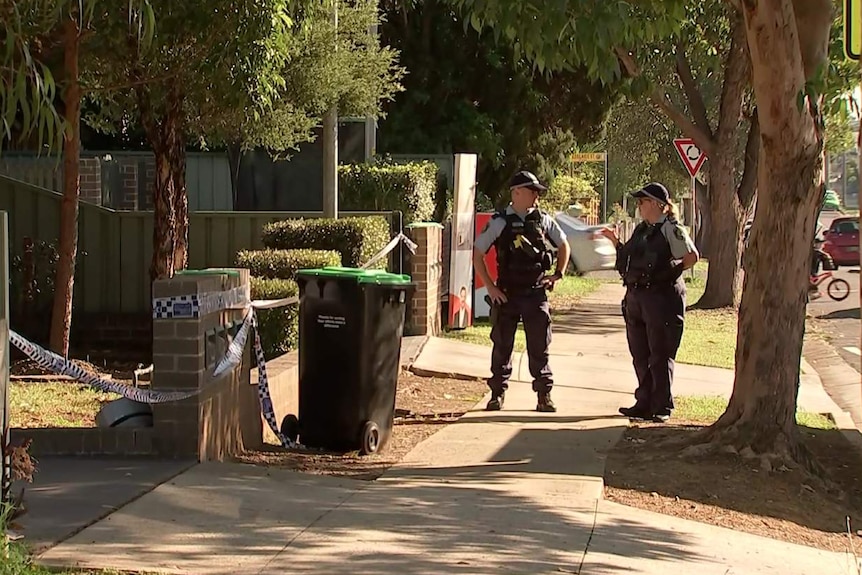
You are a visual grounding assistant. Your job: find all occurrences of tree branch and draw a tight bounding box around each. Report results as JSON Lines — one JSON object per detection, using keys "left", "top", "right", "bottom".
{"left": 737, "top": 111, "right": 759, "bottom": 208}
{"left": 85, "top": 70, "right": 182, "bottom": 94}
{"left": 674, "top": 43, "right": 713, "bottom": 139}
{"left": 714, "top": 10, "right": 750, "bottom": 148}
{"left": 615, "top": 47, "right": 715, "bottom": 157}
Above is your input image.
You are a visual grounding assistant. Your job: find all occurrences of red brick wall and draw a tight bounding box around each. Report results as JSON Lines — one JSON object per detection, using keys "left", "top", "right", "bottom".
{"left": 79, "top": 158, "right": 102, "bottom": 205}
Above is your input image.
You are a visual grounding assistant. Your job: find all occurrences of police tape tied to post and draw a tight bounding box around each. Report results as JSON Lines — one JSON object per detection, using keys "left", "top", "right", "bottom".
{"left": 7, "top": 232, "right": 417, "bottom": 450}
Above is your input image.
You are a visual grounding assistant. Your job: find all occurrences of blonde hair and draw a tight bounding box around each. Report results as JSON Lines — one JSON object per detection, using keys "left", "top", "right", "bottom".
{"left": 664, "top": 200, "right": 679, "bottom": 221}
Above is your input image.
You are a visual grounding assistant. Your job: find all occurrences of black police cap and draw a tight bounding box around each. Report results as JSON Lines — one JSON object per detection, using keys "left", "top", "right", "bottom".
{"left": 631, "top": 182, "right": 671, "bottom": 204}
{"left": 509, "top": 170, "right": 548, "bottom": 194}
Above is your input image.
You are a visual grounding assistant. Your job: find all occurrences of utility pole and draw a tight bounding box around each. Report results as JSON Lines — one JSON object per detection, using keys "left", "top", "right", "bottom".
{"left": 364, "top": 24, "right": 378, "bottom": 163}
{"left": 322, "top": 0, "right": 339, "bottom": 218}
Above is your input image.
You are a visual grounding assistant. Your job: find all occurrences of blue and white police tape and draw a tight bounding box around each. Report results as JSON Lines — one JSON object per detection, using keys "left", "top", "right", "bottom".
{"left": 9, "top": 320, "right": 302, "bottom": 449}
{"left": 9, "top": 330, "right": 200, "bottom": 404}
{"left": 250, "top": 310, "right": 296, "bottom": 449}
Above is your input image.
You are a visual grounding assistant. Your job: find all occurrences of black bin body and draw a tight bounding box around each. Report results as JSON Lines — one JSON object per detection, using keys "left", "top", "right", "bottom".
{"left": 293, "top": 267, "right": 413, "bottom": 454}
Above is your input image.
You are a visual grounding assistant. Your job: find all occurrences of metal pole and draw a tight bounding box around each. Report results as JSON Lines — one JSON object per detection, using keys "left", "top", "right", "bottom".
{"left": 1, "top": 212, "right": 10, "bottom": 506}
{"left": 842, "top": 150, "right": 847, "bottom": 206}
{"left": 603, "top": 153, "right": 609, "bottom": 222}
{"left": 691, "top": 175, "right": 697, "bottom": 279}
{"left": 322, "top": 0, "right": 339, "bottom": 219}
{"left": 364, "top": 23, "right": 378, "bottom": 163}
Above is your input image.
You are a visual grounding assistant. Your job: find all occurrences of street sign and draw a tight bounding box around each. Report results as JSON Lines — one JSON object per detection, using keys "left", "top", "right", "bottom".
{"left": 569, "top": 152, "right": 610, "bottom": 222}
{"left": 571, "top": 153, "right": 606, "bottom": 162}
{"left": 673, "top": 138, "right": 707, "bottom": 178}
{"left": 846, "top": 0, "right": 860, "bottom": 60}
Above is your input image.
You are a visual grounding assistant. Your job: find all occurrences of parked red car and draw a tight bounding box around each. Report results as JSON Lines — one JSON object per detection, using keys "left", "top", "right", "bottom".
{"left": 822, "top": 216, "right": 860, "bottom": 266}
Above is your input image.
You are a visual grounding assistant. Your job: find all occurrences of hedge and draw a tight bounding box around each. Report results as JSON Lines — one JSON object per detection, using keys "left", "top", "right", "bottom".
{"left": 250, "top": 277, "right": 299, "bottom": 357}
{"left": 339, "top": 161, "right": 437, "bottom": 224}
{"left": 236, "top": 249, "right": 341, "bottom": 280}
{"left": 261, "top": 216, "right": 390, "bottom": 269}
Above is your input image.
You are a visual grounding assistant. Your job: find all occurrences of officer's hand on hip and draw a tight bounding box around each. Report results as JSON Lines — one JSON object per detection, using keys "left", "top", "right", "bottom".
{"left": 488, "top": 284, "right": 508, "bottom": 304}
{"left": 541, "top": 271, "right": 562, "bottom": 291}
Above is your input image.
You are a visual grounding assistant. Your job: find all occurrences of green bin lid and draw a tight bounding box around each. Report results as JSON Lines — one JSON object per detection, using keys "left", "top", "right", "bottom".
{"left": 297, "top": 266, "right": 411, "bottom": 285}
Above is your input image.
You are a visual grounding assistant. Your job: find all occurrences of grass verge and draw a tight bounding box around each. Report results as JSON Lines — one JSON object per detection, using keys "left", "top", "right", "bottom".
{"left": 674, "top": 395, "right": 836, "bottom": 430}
{"left": 10, "top": 382, "right": 114, "bottom": 428}
{"left": 440, "top": 275, "right": 602, "bottom": 352}
{"left": 676, "top": 261, "right": 738, "bottom": 370}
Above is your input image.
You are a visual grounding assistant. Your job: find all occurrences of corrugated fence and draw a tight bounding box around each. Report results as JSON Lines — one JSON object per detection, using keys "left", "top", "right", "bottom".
{"left": 0, "top": 175, "right": 394, "bottom": 314}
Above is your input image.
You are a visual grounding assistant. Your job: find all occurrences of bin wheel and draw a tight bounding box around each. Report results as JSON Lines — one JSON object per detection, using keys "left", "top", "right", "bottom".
{"left": 281, "top": 414, "right": 299, "bottom": 442}
{"left": 360, "top": 421, "right": 380, "bottom": 455}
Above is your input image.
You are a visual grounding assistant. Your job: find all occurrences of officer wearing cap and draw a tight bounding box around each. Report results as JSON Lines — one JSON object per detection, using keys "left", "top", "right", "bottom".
{"left": 600, "top": 182, "right": 699, "bottom": 423}
{"left": 474, "top": 170, "right": 571, "bottom": 412}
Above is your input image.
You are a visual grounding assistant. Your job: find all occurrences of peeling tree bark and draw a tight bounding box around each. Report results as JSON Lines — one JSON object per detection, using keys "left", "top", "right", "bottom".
{"left": 169, "top": 88, "right": 188, "bottom": 273}
{"left": 698, "top": 0, "right": 832, "bottom": 466}
{"left": 138, "top": 83, "right": 188, "bottom": 281}
{"left": 49, "top": 15, "right": 82, "bottom": 357}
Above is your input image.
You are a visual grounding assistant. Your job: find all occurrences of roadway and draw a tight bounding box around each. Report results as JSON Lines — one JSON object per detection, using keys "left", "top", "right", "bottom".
{"left": 808, "top": 210, "right": 860, "bottom": 373}
{"left": 808, "top": 267, "right": 860, "bottom": 373}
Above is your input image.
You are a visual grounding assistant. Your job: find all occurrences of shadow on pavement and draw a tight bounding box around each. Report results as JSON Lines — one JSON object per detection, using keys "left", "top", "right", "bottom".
{"left": 14, "top": 456, "right": 194, "bottom": 553}
{"left": 36, "top": 424, "right": 705, "bottom": 574}
{"left": 816, "top": 307, "right": 860, "bottom": 320}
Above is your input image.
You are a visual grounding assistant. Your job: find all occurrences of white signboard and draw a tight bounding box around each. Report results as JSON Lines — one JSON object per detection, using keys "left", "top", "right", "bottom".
{"left": 448, "top": 154, "right": 477, "bottom": 329}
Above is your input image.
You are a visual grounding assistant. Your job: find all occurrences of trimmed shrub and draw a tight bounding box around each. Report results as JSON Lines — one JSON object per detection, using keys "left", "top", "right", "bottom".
{"left": 339, "top": 161, "right": 437, "bottom": 224}
{"left": 250, "top": 277, "right": 299, "bottom": 357}
{"left": 236, "top": 249, "right": 341, "bottom": 280}
{"left": 261, "top": 216, "right": 390, "bottom": 269}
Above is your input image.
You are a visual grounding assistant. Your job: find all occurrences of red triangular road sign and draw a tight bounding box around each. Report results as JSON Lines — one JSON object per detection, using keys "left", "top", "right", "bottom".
{"left": 673, "top": 138, "right": 707, "bottom": 177}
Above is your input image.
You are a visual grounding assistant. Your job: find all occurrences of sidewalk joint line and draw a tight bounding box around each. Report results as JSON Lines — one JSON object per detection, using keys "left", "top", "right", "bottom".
{"left": 576, "top": 498, "right": 600, "bottom": 574}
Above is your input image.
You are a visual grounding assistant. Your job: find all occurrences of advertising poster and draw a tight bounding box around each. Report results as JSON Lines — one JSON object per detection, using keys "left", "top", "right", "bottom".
{"left": 448, "top": 154, "right": 477, "bottom": 330}
{"left": 473, "top": 213, "right": 498, "bottom": 319}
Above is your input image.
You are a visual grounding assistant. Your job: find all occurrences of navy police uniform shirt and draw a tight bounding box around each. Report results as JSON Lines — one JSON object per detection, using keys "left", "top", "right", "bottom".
{"left": 475, "top": 205, "right": 568, "bottom": 254}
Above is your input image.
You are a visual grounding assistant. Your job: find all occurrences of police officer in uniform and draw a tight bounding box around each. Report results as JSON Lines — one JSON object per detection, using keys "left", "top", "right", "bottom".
{"left": 600, "top": 183, "right": 699, "bottom": 423}
{"left": 474, "top": 170, "right": 571, "bottom": 412}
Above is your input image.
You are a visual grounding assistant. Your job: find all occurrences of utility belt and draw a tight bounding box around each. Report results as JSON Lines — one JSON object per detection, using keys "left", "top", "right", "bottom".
{"left": 624, "top": 280, "right": 675, "bottom": 290}
{"left": 623, "top": 270, "right": 678, "bottom": 290}
{"left": 499, "top": 284, "right": 547, "bottom": 298}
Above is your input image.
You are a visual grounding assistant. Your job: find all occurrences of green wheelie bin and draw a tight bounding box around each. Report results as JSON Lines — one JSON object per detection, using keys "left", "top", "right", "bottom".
{"left": 285, "top": 266, "right": 413, "bottom": 455}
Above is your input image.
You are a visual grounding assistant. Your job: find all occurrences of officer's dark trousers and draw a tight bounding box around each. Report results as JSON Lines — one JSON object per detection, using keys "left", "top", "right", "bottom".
{"left": 488, "top": 290, "right": 553, "bottom": 396}
{"left": 622, "top": 282, "right": 685, "bottom": 414}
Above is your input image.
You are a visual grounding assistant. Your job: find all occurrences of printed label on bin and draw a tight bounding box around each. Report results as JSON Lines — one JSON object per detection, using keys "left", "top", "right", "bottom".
{"left": 318, "top": 314, "right": 347, "bottom": 329}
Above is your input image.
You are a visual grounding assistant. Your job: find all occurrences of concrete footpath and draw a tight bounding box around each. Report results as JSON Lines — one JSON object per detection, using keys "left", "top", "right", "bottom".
{"left": 37, "top": 284, "right": 861, "bottom": 574}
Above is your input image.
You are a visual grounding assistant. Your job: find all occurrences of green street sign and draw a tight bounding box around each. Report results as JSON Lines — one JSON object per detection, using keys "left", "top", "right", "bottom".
{"left": 847, "top": 0, "right": 860, "bottom": 60}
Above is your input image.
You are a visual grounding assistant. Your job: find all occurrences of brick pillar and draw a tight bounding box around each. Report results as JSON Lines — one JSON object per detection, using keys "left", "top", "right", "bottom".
{"left": 150, "top": 268, "right": 262, "bottom": 460}
{"left": 79, "top": 158, "right": 102, "bottom": 205}
{"left": 120, "top": 159, "right": 139, "bottom": 210}
{"left": 406, "top": 223, "right": 444, "bottom": 336}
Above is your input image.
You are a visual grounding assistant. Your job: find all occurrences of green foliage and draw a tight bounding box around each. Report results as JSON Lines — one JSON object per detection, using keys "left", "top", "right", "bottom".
{"left": 261, "top": 216, "right": 390, "bottom": 269}
{"left": 1, "top": 1, "right": 156, "bottom": 152}
{"left": 377, "top": 0, "right": 621, "bottom": 206}
{"left": 197, "top": 0, "right": 405, "bottom": 157}
{"left": 339, "top": 161, "right": 437, "bottom": 224}
{"left": 250, "top": 277, "right": 299, "bottom": 357}
{"left": 541, "top": 174, "right": 597, "bottom": 213}
{"left": 447, "top": 0, "right": 687, "bottom": 82}
{"left": 236, "top": 249, "right": 341, "bottom": 280}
